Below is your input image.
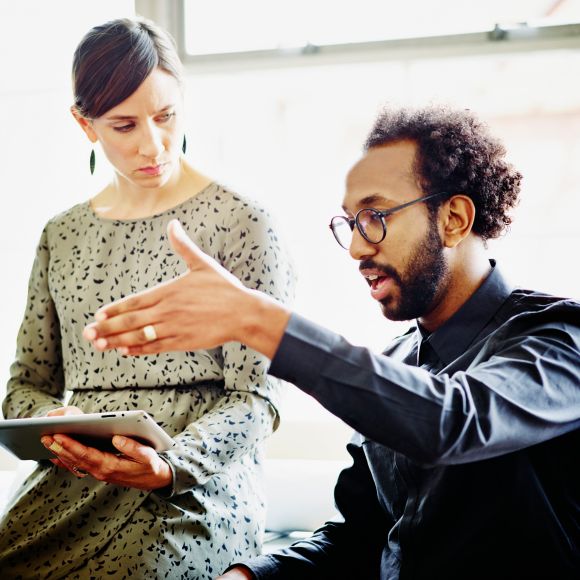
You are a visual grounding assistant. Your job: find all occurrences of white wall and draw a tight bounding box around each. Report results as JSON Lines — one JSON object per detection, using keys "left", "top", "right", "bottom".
{"left": 0, "top": 2, "right": 134, "bottom": 470}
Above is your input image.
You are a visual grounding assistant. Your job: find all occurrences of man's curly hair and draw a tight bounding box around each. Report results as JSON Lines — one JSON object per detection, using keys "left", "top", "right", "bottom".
{"left": 364, "top": 105, "right": 522, "bottom": 240}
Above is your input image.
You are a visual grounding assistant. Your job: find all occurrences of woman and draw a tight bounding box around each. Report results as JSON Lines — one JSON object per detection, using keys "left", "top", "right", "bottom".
{"left": 0, "top": 17, "right": 294, "bottom": 579}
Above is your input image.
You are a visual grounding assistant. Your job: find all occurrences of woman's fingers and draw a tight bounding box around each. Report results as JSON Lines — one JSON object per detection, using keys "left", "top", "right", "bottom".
{"left": 41, "top": 433, "right": 171, "bottom": 489}
{"left": 112, "top": 436, "right": 164, "bottom": 471}
{"left": 49, "top": 456, "right": 87, "bottom": 477}
{"left": 43, "top": 434, "right": 127, "bottom": 481}
{"left": 42, "top": 434, "right": 106, "bottom": 473}
{"left": 45, "top": 406, "right": 84, "bottom": 417}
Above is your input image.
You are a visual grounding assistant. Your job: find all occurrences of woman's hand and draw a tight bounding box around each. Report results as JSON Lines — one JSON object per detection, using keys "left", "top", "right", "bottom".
{"left": 83, "top": 219, "right": 289, "bottom": 359}
{"left": 46, "top": 405, "right": 84, "bottom": 417}
{"left": 42, "top": 406, "right": 85, "bottom": 476}
{"left": 40, "top": 432, "right": 173, "bottom": 490}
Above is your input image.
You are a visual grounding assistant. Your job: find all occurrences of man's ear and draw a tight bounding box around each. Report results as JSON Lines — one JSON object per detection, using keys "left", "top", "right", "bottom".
{"left": 70, "top": 106, "right": 98, "bottom": 143}
{"left": 440, "top": 195, "right": 476, "bottom": 248}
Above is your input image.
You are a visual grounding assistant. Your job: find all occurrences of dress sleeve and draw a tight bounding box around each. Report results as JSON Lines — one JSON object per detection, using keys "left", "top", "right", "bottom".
{"left": 268, "top": 307, "right": 580, "bottom": 466}
{"left": 159, "top": 196, "right": 296, "bottom": 495}
{"left": 2, "top": 226, "right": 66, "bottom": 419}
{"left": 230, "top": 433, "right": 391, "bottom": 579}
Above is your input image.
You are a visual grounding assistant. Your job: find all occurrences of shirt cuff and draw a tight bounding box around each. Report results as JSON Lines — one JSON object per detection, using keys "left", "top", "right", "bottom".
{"left": 153, "top": 455, "right": 177, "bottom": 498}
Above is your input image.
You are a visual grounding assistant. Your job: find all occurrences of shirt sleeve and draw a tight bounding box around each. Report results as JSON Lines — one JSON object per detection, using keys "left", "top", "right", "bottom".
{"left": 229, "top": 433, "right": 391, "bottom": 579}
{"left": 268, "top": 307, "right": 580, "bottom": 466}
{"left": 2, "top": 225, "right": 66, "bottom": 419}
{"left": 159, "top": 196, "right": 296, "bottom": 496}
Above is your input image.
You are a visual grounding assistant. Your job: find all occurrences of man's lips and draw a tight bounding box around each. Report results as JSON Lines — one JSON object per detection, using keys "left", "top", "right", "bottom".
{"left": 360, "top": 268, "right": 396, "bottom": 301}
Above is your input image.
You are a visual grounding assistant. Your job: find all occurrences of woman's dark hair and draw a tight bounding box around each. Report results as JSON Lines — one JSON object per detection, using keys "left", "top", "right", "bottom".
{"left": 364, "top": 105, "right": 522, "bottom": 240}
{"left": 72, "top": 17, "right": 182, "bottom": 119}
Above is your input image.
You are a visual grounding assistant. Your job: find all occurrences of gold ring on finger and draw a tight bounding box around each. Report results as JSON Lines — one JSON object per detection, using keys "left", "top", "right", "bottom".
{"left": 143, "top": 324, "right": 157, "bottom": 342}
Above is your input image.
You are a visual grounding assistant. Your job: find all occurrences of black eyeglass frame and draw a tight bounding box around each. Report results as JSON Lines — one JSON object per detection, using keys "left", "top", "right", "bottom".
{"left": 329, "top": 191, "right": 448, "bottom": 249}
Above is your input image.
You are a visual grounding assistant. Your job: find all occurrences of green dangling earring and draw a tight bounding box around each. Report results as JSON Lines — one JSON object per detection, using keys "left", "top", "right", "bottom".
{"left": 89, "top": 149, "right": 96, "bottom": 175}
{"left": 182, "top": 135, "right": 187, "bottom": 155}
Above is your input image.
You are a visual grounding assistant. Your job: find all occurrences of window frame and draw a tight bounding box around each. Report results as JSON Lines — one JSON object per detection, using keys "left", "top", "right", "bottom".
{"left": 150, "top": 0, "right": 580, "bottom": 71}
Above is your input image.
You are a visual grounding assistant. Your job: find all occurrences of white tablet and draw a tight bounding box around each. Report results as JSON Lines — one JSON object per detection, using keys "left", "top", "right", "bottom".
{"left": 0, "top": 410, "right": 175, "bottom": 460}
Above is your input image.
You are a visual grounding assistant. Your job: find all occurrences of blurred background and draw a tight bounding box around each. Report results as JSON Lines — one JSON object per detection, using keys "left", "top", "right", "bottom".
{"left": 1, "top": 0, "right": 579, "bottom": 532}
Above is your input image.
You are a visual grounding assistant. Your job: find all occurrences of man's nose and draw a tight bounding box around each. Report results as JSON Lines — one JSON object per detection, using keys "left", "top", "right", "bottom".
{"left": 349, "top": 228, "right": 378, "bottom": 261}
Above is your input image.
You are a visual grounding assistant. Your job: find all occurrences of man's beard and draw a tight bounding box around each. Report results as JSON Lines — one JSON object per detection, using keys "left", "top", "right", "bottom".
{"left": 362, "top": 218, "right": 448, "bottom": 321}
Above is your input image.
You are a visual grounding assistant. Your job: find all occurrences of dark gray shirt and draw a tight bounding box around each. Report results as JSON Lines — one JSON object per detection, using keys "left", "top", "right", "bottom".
{"left": 244, "top": 262, "right": 580, "bottom": 579}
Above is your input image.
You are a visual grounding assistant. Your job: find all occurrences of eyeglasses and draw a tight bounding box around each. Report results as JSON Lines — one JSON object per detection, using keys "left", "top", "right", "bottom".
{"left": 329, "top": 192, "right": 447, "bottom": 250}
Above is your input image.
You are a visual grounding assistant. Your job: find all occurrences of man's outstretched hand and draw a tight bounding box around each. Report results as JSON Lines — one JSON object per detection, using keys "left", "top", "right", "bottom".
{"left": 83, "top": 219, "right": 290, "bottom": 359}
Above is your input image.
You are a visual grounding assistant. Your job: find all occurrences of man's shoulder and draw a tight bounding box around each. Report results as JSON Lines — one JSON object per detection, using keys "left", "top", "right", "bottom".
{"left": 499, "top": 288, "right": 580, "bottom": 337}
{"left": 506, "top": 288, "right": 579, "bottom": 317}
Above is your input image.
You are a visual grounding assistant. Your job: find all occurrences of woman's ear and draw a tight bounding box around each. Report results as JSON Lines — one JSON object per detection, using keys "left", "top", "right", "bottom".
{"left": 440, "top": 195, "right": 476, "bottom": 248}
{"left": 70, "top": 106, "right": 98, "bottom": 143}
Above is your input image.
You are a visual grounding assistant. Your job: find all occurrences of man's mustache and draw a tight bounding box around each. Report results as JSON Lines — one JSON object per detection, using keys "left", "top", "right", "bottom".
{"left": 359, "top": 259, "right": 403, "bottom": 286}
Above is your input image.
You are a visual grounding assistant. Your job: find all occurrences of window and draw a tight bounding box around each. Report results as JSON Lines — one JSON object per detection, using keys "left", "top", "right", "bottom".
{"left": 182, "top": 0, "right": 580, "bottom": 57}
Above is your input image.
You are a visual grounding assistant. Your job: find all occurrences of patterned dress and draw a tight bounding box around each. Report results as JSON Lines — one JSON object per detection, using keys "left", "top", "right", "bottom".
{"left": 0, "top": 183, "right": 295, "bottom": 579}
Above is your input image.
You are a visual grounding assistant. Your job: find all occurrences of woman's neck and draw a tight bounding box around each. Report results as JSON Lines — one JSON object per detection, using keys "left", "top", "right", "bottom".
{"left": 91, "top": 160, "right": 213, "bottom": 220}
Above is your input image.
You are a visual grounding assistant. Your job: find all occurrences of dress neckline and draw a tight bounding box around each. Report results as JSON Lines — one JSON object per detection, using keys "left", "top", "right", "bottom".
{"left": 84, "top": 182, "right": 217, "bottom": 224}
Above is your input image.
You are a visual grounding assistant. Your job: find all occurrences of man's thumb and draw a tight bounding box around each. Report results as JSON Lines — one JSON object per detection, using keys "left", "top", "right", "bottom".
{"left": 167, "top": 219, "right": 211, "bottom": 270}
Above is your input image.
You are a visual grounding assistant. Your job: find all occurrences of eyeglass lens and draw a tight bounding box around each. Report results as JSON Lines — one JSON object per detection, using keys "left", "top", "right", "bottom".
{"left": 331, "top": 209, "right": 386, "bottom": 249}
{"left": 357, "top": 209, "right": 385, "bottom": 243}
{"left": 331, "top": 217, "right": 352, "bottom": 249}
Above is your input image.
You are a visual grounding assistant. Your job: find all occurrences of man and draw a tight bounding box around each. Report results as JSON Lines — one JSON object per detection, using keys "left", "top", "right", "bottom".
{"left": 84, "top": 106, "right": 579, "bottom": 579}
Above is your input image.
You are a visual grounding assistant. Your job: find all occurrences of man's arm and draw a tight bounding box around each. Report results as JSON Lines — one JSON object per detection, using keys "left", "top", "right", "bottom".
{"left": 84, "top": 220, "right": 580, "bottom": 465}
{"left": 220, "top": 433, "right": 392, "bottom": 579}
{"left": 268, "top": 310, "right": 580, "bottom": 465}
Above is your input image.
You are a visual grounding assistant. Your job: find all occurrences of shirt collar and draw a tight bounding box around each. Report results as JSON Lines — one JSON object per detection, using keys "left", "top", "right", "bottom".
{"left": 417, "top": 260, "right": 513, "bottom": 366}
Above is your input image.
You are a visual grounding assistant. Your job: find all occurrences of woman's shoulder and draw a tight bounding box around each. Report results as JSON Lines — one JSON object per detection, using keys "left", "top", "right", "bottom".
{"left": 202, "top": 183, "right": 274, "bottom": 223}
{"left": 40, "top": 201, "right": 91, "bottom": 241}
{"left": 45, "top": 201, "right": 90, "bottom": 229}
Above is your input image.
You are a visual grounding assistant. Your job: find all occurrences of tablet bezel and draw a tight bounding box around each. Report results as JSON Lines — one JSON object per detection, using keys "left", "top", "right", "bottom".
{"left": 0, "top": 410, "right": 175, "bottom": 460}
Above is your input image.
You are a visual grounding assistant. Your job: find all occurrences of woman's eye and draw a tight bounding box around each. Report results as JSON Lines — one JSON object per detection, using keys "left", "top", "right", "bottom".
{"left": 158, "top": 112, "right": 175, "bottom": 123}
{"left": 113, "top": 124, "right": 134, "bottom": 133}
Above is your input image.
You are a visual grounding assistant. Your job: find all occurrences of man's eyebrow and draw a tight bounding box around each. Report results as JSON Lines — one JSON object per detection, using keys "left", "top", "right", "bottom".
{"left": 359, "top": 193, "right": 394, "bottom": 206}
{"left": 105, "top": 105, "right": 174, "bottom": 121}
{"left": 341, "top": 193, "right": 394, "bottom": 212}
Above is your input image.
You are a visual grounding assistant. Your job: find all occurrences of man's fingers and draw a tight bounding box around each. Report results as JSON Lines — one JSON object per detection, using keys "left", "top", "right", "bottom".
{"left": 92, "top": 282, "right": 164, "bottom": 323}
{"left": 118, "top": 337, "right": 181, "bottom": 356}
{"left": 84, "top": 307, "right": 162, "bottom": 342}
{"left": 167, "top": 219, "right": 216, "bottom": 271}
{"left": 91, "top": 322, "right": 173, "bottom": 351}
